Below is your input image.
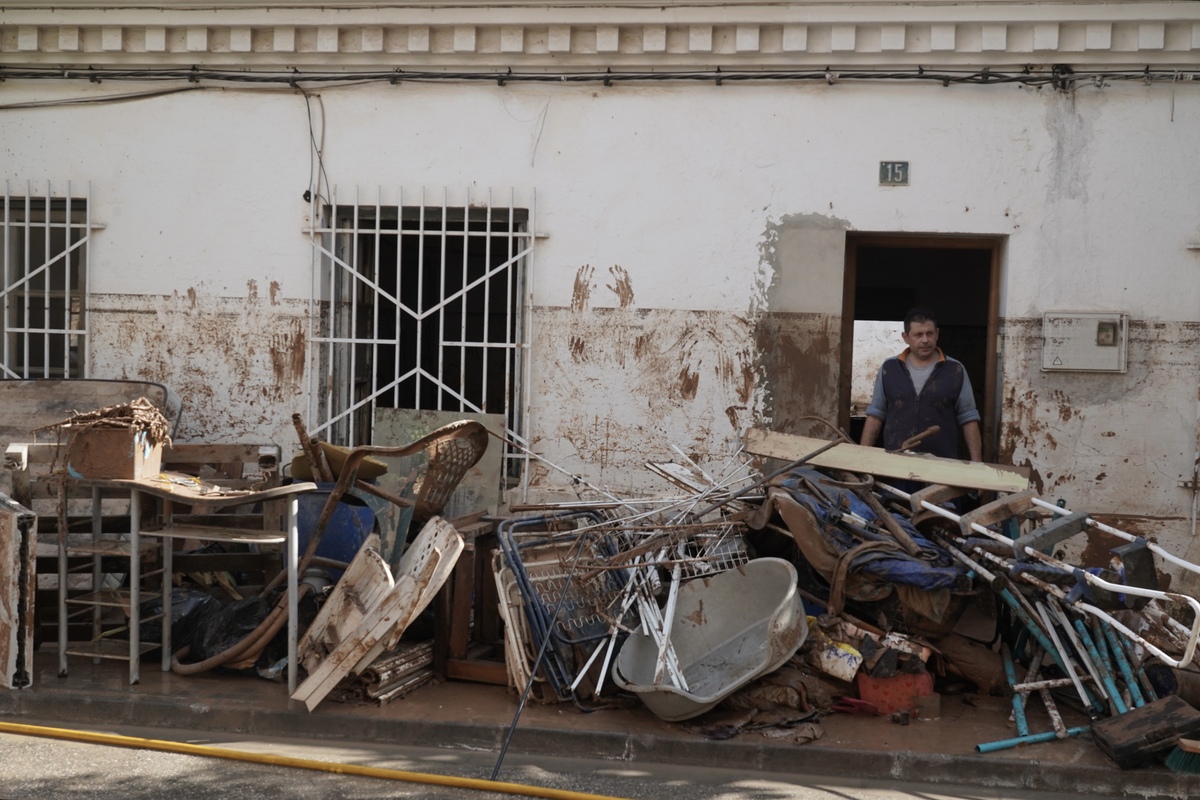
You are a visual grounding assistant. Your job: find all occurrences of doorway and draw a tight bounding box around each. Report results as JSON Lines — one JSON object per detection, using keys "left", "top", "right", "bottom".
{"left": 839, "top": 235, "right": 1002, "bottom": 461}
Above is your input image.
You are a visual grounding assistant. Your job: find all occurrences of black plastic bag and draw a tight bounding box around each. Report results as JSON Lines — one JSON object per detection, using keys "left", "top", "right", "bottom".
{"left": 137, "top": 589, "right": 223, "bottom": 650}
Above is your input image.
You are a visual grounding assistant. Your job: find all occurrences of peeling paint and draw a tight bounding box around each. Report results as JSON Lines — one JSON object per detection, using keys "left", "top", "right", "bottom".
{"left": 754, "top": 311, "right": 841, "bottom": 436}
{"left": 532, "top": 306, "right": 761, "bottom": 486}
{"left": 87, "top": 291, "right": 309, "bottom": 446}
{"left": 1001, "top": 317, "right": 1200, "bottom": 580}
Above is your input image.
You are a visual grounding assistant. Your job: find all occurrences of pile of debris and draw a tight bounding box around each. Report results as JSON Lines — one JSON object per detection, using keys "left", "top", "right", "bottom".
{"left": 491, "top": 425, "right": 1200, "bottom": 769}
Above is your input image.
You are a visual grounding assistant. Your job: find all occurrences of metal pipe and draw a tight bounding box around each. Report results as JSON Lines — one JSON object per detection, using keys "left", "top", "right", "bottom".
{"left": 1013, "top": 676, "right": 1088, "bottom": 692}
{"left": 976, "top": 726, "right": 1089, "bottom": 753}
{"left": 1031, "top": 497, "right": 1200, "bottom": 577}
{"left": 1097, "top": 617, "right": 1145, "bottom": 708}
{"left": 1002, "top": 643, "right": 1029, "bottom": 737}
{"left": 880, "top": 482, "right": 1200, "bottom": 668}
{"left": 653, "top": 562, "right": 683, "bottom": 686}
{"left": 1046, "top": 599, "right": 1109, "bottom": 703}
{"left": 1071, "top": 616, "right": 1126, "bottom": 714}
{"left": 998, "top": 588, "right": 1066, "bottom": 673}
{"left": 1035, "top": 600, "right": 1095, "bottom": 714}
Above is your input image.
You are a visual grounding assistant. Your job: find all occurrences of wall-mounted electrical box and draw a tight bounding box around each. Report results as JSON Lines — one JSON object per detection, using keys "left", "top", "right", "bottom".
{"left": 1042, "top": 312, "right": 1128, "bottom": 372}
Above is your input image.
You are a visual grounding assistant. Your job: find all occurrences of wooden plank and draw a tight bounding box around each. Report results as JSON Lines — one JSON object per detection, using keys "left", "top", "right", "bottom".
{"left": 0, "top": 497, "right": 36, "bottom": 689}
{"left": 743, "top": 428, "right": 1030, "bottom": 493}
{"left": 291, "top": 517, "right": 463, "bottom": 711}
{"left": 148, "top": 524, "right": 286, "bottom": 544}
{"left": 448, "top": 545, "right": 475, "bottom": 660}
{"left": 0, "top": 379, "right": 178, "bottom": 447}
{"left": 292, "top": 548, "right": 442, "bottom": 710}
{"left": 363, "top": 516, "right": 466, "bottom": 664}
{"left": 445, "top": 658, "right": 508, "bottom": 685}
{"left": 297, "top": 534, "right": 389, "bottom": 677}
{"left": 163, "top": 443, "right": 279, "bottom": 465}
{"left": 69, "top": 474, "right": 318, "bottom": 508}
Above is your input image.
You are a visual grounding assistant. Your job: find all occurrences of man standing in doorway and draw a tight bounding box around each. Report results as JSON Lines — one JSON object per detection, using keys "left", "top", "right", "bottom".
{"left": 860, "top": 307, "right": 983, "bottom": 462}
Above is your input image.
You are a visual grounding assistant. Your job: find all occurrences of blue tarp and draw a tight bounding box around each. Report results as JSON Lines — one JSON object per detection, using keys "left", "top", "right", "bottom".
{"left": 778, "top": 468, "right": 968, "bottom": 592}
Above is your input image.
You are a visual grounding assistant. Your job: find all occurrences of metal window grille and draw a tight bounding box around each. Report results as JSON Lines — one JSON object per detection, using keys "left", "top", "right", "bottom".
{"left": 308, "top": 186, "right": 534, "bottom": 479}
{"left": 0, "top": 182, "right": 90, "bottom": 379}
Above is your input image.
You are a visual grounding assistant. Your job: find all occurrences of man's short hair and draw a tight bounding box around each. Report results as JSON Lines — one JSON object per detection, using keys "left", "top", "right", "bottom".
{"left": 903, "top": 307, "right": 938, "bottom": 334}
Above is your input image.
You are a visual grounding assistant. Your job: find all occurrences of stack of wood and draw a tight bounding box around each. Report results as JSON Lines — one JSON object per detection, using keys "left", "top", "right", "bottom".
{"left": 327, "top": 639, "right": 434, "bottom": 705}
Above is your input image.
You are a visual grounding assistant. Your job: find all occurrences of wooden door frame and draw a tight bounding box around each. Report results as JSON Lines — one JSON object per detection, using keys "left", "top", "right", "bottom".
{"left": 840, "top": 233, "right": 1004, "bottom": 462}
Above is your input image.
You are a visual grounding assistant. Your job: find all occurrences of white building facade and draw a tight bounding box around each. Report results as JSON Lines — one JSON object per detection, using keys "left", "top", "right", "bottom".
{"left": 2, "top": 1, "right": 1199, "bottom": 581}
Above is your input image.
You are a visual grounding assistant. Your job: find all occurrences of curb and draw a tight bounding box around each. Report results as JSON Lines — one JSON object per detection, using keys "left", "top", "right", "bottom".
{"left": 3, "top": 688, "right": 1199, "bottom": 799}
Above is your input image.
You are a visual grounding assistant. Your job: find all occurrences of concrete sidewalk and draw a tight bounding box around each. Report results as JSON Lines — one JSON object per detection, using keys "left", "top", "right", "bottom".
{"left": 1, "top": 649, "right": 1197, "bottom": 799}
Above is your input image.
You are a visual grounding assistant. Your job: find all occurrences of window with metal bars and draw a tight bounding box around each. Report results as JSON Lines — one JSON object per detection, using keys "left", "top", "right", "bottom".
{"left": 311, "top": 193, "right": 531, "bottom": 477}
{"left": 0, "top": 189, "right": 89, "bottom": 379}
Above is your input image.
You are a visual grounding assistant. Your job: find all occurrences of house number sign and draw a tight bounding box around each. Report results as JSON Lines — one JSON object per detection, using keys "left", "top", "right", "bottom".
{"left": 879, "top": 161, "right": 910, "bottom": 186}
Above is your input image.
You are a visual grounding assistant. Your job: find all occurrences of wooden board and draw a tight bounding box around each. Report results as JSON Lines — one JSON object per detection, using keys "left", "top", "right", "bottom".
{"left": 297, "top": 534, "right": 389, "bottom": 676}
{"left": 69, "top": 474, "right": 319, "bottom": 509}
{"left": 291, "top": 516, "right": 464, "bottom": 711}
{"left": 0, "top": 496, "right": 36, "bottom": 689}
{"left": 0, "top": 379, "right": 180, "bottom": 446}
{"left": 743, "top": 428, "right": 1030, "bottom": 493}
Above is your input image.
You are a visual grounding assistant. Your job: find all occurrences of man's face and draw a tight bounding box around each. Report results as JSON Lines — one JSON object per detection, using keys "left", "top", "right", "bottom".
{"left": 902, "top": 320, "right": 939, "bottom": 359}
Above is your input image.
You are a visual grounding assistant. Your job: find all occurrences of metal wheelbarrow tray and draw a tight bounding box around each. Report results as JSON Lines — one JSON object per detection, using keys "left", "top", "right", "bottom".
{"left": 612, "top": 557, "right": 808, "bottom": 721}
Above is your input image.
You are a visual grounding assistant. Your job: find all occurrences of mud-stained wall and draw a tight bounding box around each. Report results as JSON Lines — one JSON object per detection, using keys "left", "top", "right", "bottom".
{"left": 526, "top": 210, "right": 851, "bottom": 495}
{"left": 530, "top": 297, "right": 761, "bottom": 494}
{"left": 87, "top": 287, "right": 309, "bottom": 446}
{"left": 753, "top": 213, "right": 850, "bottom": 438}
{"left": 1000, "top": 317, "right": 1200, "bottom": 585}
{"left": 753, "top": 311, "right": 843, "bottom": 435}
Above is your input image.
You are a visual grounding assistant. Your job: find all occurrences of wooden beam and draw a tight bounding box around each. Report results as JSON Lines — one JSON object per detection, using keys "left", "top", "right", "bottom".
{"left": 744, "top": 428, "right": 1029, "bottom": 493}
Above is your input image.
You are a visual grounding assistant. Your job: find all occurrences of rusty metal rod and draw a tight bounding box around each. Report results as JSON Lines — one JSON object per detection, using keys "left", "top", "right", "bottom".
{"left": 309, "top": 437, "right": 335, "bottom": 483}
{"left": 1013, "top": 675, "right": 1090, "bottom": 693}
{"left": 291, "top": 413, "right": 325, "bottom": 480}
{"left": 689, "top": 437, "right": 844, "bottom": 520}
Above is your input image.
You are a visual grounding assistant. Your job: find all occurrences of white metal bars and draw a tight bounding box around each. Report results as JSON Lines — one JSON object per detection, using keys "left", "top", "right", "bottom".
{"left": 0, "top": 182, "right": 91, "bottom": 379}
{"left": 308, "top": 186, "right": 534, "bottom": 477}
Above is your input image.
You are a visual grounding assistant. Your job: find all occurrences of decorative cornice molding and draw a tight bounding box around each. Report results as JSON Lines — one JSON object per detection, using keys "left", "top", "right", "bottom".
{"left": 2, "top": 5, "right": 1199, "bottom": 66}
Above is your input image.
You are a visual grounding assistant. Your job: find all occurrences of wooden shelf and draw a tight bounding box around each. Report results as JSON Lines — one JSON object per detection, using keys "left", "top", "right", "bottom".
{"left": 66, "top": 539, "right": 158, "bottom": 558}
{"left": 65, "top": 589, "right": 161, "bottom": 614}
{"left": 65, "top": 637, "right": 159, "bottom": 661}
{"left": 149, "top": 523, "right": 286, "bottom": 544}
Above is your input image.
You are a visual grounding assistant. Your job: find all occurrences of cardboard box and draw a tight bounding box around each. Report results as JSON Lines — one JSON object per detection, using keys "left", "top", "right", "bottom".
{"left": 66, "top": 426, "right": 163, "bottom": 480}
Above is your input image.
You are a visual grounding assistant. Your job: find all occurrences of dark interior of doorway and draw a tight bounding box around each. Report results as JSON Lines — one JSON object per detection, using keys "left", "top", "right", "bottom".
{"left": 849, "top": 244, "right": 993, "bottom": 460}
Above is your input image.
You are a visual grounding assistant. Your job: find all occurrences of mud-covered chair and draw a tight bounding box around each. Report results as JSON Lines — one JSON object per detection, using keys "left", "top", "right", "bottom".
{"left": 298, "top": 419, "right": 490, "bottom": 574}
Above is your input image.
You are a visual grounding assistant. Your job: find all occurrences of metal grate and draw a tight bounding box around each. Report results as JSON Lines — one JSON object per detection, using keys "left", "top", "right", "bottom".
{"left": 308, "top": 186, "right": 535, "bottom": 478}
{"left": 0, "top": 182, "right": 91, "bottom": 379}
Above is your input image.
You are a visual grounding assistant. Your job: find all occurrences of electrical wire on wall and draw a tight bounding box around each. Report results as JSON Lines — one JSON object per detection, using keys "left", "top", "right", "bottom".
{"left": 297, "top": 85, "right": 331, "bottom": 209}
{"left": 0, "top": 64, "right": 1197, "bottom": 97}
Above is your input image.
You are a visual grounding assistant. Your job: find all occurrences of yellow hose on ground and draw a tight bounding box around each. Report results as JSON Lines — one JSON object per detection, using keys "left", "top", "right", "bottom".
{"left": 0, "top": 721, "right": 633, "bottom": 800}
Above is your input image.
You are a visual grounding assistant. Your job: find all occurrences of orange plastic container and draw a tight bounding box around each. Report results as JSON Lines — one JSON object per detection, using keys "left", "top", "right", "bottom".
{"left": 855, "top": 670, "right": 934, "bottom": 715}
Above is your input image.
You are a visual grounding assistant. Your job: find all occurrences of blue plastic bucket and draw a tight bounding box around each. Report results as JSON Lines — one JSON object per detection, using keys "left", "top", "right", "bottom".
{"left": 295, "top": 482, "right": 376, "bottom": 579}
